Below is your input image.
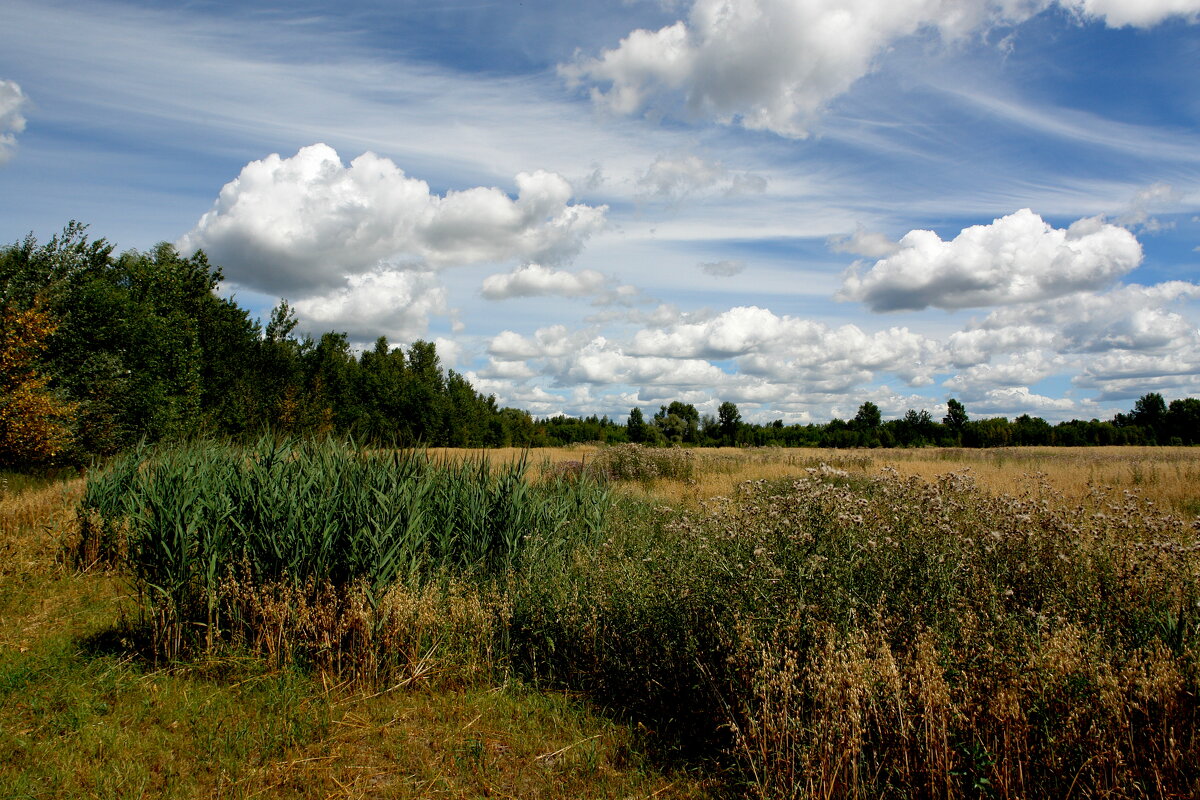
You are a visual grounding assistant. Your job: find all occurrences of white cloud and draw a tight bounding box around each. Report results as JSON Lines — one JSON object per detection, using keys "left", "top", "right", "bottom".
{"left": 1061, "top": 0, "right": 1200, "bottom": 27}
{"left": 488, "top": 325, "right": 597, "bottom": 361}
{"left": 943, "top": 350, "right": 1064, "bottom": 392}
{"left": 636, "top": 153, "right": 766, "bottom": 201}
{"left": 433, "top": 336, "right": 465, "bottom": 370}
{"left": 507, "top": 306, "right": 946, "bottom": 395}
{"left": 481, "top": 263, "right": 608, "bottom": 300}
{"left": 291, "top": 269, "right": 447, "bottom": 344}
{"left": 564, "top": 342, "right": 732, "bottom": 387}
{"left": 471, "top": 269, "right": 1199, "bottom": 422}
{"left": 178, "top": 143, "right": 608, "bottom": 295}
{"left": 561, "top": 0, "right": 1002, "bottom": 137}
{"left": 699, "top": 259, "right": 745, "bottom": 277}
{"left": 828, "top": 225, "right": 900, "bottom": 258}
{"left": 973, "top": 281, "right": 1200, "bottom": 354}
{"left": 563, "top": 0, "right": 1200, "bottom": 137}
{"left": 0, "top": 79, "right": 28, "bottom": 164}
{"left": 838, "top": 209, "right": 1142, "bottom": 312}
{"left": 970, "top": 386, "right": 1076, "bottom": 415}
{"left": 947, "top": 324, "right": 1057, "bottom": 366}
{"left": 1115, "top": 181, "right": 1180, "bottom": 233}
{"left": 478, "top": 358, "right": 539, "bottom": 380}
{"left": 942, "top": 281, "right": 1200, "bottom": 401}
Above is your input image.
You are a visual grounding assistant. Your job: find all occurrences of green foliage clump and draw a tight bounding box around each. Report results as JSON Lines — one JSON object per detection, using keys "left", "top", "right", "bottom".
{"left": 76, "top": 438, "right": 611, "bottom": 662}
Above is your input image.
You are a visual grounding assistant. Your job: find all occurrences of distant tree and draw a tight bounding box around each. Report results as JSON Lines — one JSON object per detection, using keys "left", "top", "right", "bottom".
{"left": 1012, "top": 414, "right": 1052, "bottom": 446}
{"left": 718, "top": 401, "right": 741, "bottom": 445}
{"left": 1132, "top": 392, "right": 1168, "bottom": 444}
{"left": 400, "top": 340, "right": 446, "bottom": 443}
{"left": 1167, "top": 398, "right": 1200, "bottom": 445}
{"left": 853, "top": 401, "right": 882, "bottom": 430}
{"left": 964, "top": 417, "right": 1011, "bottom": 448}
{"left": 655, "top": 401, "right": 700, "bottom": 444}
{"left": 900, "top": 409, "right": 936, "bottom": 445}
{"left": 655, "top": 412, "right": 688, "bottom": 444}
{"left": 626, "top": 407, "right": 648, "bottom": 443}
{"left": 943, "top": 398, "right": 969, "bottom": 439}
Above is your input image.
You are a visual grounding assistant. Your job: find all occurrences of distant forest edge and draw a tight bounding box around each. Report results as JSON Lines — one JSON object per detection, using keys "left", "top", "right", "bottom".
{"left": 2, "top": 223, "right": 1197, "bottom": 467}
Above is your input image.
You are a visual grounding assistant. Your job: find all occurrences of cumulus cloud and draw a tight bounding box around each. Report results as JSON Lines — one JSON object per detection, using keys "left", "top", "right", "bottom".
{"left": 1115, "top": 181, "right": 1180, "bottom": 233}
{"left": 943, "top": 281, "right": 1200, "bottom": 401}
{"left": 970, "top": 386, "right": 1076, "bottom": 415}
{"left": 481, "top": 264, "right": 651, "bottom": 308}
{"left": 972, "top": 281, "right": 1200, "bottom": 354}
{"left": 828, "top": 225, "right": 900, "bottom": 258}
{"left": 504, "top": 306, "right": 945, "bottom": 394}
{"left": 947, "top": 324, "right": 1057, "bottom": 366}
{"left": 636, "top": 153, "right": 766, "bottom": 202}
{"left": 481, "top": 263, "right": 608, "bottom": 300}
{"left": 838, "top": 209, "right": 1142, "bottom": 312}
{"left": 290, "top": 269, "right": 447, "bottom": 344}
{"left": 476, "top": 275, "right": 1198, "bottom": 423}
{"left": 0, "top": 79, "right": 28, "bottom": 164}
{"left": 478, "top": 357, "right": 539, "bottom": 380}
{"left": 489, "top": 325, "right": 597, "bottom": 361}
{"left": 943, "top": 351, "right": 1064, "bottom": 392}
{"left": 565, "top": 343, "right": 732, "bottom": 387}
{"left": 699, "top": 259, "right": 745, "bottom": 277}
{"left": 178, "top": 143, "right": 608, "bottom": 295}
{"left": 563, "top": 0, "right": 1200, "bottom": 136}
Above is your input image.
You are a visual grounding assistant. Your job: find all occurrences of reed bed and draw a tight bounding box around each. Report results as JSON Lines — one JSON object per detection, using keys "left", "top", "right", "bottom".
{"left": 74, "top": 438, "right": 610, "bottom": 669}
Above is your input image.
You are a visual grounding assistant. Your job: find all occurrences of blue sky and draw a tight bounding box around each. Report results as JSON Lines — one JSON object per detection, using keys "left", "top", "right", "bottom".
{"left": 1, "top": 0, "right": 1198, "bottom": 423}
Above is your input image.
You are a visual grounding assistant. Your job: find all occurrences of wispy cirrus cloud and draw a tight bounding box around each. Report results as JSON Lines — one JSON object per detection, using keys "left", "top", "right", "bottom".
{"left": 0, "top": 79, "right": 28, "bottom": 164}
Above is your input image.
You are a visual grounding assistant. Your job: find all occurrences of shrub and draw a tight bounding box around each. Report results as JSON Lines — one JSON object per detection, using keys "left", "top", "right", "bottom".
{"left": 586, "top": 443, "right": 696, "bottom": 484}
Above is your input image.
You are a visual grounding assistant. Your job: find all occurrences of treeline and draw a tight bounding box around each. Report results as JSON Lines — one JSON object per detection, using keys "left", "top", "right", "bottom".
{"left": 0, "top": 223, "right": 539, "bottom": 466}
{"left": 2, "top": 223, "right": 1197, "bottom": 466}
{"left": 613, "top": 395, "right": 1200, "bottom": 449}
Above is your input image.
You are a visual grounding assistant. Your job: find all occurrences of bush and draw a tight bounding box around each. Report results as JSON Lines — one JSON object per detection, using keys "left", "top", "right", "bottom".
{"left": 586, "top": 443, "right": 696, "bottom": 484}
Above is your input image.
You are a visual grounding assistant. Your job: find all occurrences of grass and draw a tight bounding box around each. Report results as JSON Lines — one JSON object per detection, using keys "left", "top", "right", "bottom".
{"left": 430, "top": 444, "right": 1200, "bottom": 513}
{"left": 0, "top": 452, "right": 708, "bottom": 799}
{"left": 582, "top": 445, "right": 1200, "bottom": 514}
{"left": 4, "top": 443, "right": 1200, "bottom": 798}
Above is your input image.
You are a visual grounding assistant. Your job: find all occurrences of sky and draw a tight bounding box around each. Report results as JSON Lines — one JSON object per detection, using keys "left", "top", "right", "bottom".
{"left": 1, "top": 0, "right": 1199, "bottom": 425}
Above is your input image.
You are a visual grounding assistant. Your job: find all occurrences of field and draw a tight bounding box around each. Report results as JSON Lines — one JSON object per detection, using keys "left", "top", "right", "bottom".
{"left": 431, "top": 445, "right": 1200, "bottom": 514}
{"left": 3, "top": 444, "right": 1199, "bottom": 798}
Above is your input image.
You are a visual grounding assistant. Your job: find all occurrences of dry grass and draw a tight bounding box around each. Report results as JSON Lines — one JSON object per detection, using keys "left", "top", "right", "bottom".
{"left": 514, "top": 461, "right": 1200, "bottom": 798}
{"left": 497, "top": 445, "right": 1200, "bottom": 515}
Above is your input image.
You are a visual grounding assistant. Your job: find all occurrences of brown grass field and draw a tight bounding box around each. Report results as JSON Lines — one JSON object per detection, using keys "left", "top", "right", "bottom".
{"left": 434, "top": 444, "right": 1200, "bottom": 515}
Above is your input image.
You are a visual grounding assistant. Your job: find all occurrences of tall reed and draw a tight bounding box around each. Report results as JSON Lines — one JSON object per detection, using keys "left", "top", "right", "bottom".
{"left": 76, "top": 438, "right": 610, "bottom": 662}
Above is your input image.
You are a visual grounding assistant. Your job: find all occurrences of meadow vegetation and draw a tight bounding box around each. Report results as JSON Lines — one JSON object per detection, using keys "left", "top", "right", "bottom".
{"left": 4, "top": 444, "right": 1200, "bottom": 797}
